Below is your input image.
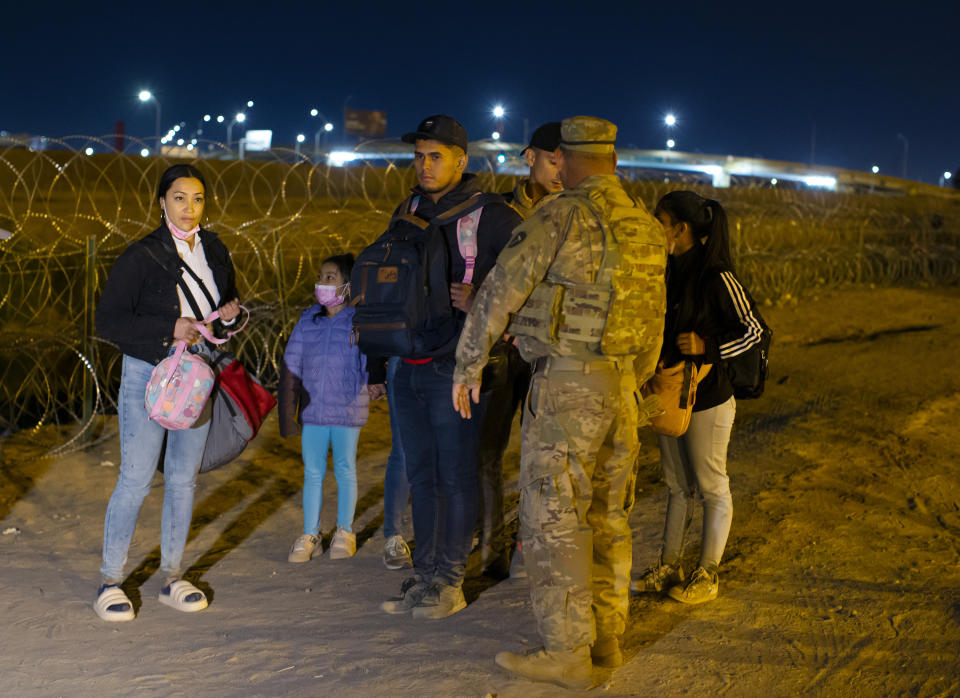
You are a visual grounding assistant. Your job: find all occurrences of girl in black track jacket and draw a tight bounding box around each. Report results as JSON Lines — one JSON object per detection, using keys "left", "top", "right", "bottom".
{"left": 632, "top": 190, "right": 765, "bottom": 605}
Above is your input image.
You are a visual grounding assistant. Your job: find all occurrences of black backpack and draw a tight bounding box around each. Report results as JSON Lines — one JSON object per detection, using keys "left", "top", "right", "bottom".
{"left": 351, "top": 194, "right": 496, "bottom": 358}
{"left": 723, "top": 300, "right": 772, "bottom": 400}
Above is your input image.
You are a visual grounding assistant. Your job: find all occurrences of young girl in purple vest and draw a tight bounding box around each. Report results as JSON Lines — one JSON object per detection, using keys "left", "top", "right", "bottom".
{"left": 279, "top": 253, "right": 385, "bottom": 562}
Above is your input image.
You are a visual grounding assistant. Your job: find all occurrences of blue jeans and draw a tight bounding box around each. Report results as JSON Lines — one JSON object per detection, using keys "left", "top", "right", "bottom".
{"left": 101, "top": 353, "right": 211, "bottom": 583}
{"left": 393, "top": 357, "right": 478, "bottom": 587}
{"left": 302, "top": 425, "right": 360, "bottom": 534}
{"left": 383, "top": 356, "right": 410, "bottom": 539}
{"left": 658, "top": 396, "right": 736, "bottom": 573}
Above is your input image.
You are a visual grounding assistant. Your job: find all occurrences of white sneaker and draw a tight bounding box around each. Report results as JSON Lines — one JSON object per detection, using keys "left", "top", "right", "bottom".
{"left": 329, "top": 528, "right": 356, "bottom": 559}
{"left": 383, "top": 534, "right": 413, "bottom": 570}
{"left": 288, "top": 533, "right": 320, "bottom": 563}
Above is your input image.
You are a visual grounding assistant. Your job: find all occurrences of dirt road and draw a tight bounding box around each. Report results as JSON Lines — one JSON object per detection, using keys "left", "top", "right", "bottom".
{"left": 1, "top": 286, "right": 958, "bottom": 697}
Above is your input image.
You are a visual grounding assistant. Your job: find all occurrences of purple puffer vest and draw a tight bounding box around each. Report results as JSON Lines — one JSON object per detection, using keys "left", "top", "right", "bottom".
{"left": 282, "top": 305, "right": 369, "bottom": 427}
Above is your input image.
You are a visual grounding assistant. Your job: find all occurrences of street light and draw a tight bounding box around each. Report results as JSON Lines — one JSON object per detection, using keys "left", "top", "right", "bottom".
{"left": 492, "top": 105, "right": 505, "bottom": 119}
{"left": 227, "top": 112, "right": 246, "bottom": 149}
{"left": 491, "top": 131, "right": 501, "bottom": 140}
{"left": 940, "top": 170, "right": 954, "bottom": 187}
{"left": 666, "top": 138, "right": 676, "bottom": 149}
{"left": 295, "top": 133, "right": 306, "bottom": 156}
{"left": 138, "top": 89, "right": 162, "bottom": 149}
{"left": 310, "top": 109, "right": 334, "bottom": 156}
{"left": 664, "top": 113, "right": 676, "bottom": 127}
{"left": 871, "top": 165, "right": 880, "bottom": 174}
{"left": 247, "top": 100, "right": 254, "bottom": 108}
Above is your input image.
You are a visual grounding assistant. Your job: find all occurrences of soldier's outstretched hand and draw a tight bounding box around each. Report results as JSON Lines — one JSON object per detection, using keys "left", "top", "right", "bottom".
{"left": 452, "top": 382, "right": 481, "bottom": 419}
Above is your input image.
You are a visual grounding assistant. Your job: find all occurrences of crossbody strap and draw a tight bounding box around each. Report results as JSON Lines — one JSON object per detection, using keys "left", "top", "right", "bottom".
{"left": 174, "top": 259, "right": 248, "bottom": 345}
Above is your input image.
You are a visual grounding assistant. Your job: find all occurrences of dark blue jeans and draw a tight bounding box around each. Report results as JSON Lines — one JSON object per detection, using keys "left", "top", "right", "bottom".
{"left": 393, "top": 357, "right": 478, "bottom": 587}
{"left": 383, "top": 356, "right": 410, "bottom": 539}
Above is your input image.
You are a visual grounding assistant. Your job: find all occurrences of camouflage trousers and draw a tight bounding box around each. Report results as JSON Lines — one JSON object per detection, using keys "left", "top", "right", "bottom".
{"left": 518, "top": 357, "right": 639, "bottom": 652}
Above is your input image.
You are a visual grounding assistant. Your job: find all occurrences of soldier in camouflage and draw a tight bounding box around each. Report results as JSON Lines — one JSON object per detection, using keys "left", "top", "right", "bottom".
{"left": 453, "top": 116, "right": 666, "bottom": 688}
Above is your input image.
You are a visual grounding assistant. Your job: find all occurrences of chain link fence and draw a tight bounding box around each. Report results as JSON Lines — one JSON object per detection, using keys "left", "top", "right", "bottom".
{"left": 2, "top": 135, "right": 959, "bottom": 452}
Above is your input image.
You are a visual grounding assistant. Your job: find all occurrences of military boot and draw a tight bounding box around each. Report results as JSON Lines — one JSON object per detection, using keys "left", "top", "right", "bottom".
{"left": 494, "top": 645, "right": 592, "bottom": 689}
{"left": 591, "top": 636, "right": 623, "bottom": 668}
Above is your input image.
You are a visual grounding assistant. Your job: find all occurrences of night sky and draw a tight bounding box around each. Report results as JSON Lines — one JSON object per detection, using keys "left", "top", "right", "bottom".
{"left": 3, "top": 1, "right": 957, "bottom": 184}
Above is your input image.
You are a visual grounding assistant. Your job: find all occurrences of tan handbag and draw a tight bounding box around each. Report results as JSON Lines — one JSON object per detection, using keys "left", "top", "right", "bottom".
{"left": 641, "top": 361, "right": 712, "bottom": 437}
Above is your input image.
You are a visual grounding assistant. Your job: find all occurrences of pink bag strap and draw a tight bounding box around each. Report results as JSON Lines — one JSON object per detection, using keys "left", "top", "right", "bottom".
{"left": 194, "top": 305, "right": 250, "bottom": 344}
{"left": 409, "top": 193, "right": 483, "bottom": 284}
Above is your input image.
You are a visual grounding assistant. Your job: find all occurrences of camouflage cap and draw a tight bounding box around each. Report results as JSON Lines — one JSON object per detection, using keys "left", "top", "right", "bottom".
{"left": 560, "top": 116, "right": 617, "bottom": 154}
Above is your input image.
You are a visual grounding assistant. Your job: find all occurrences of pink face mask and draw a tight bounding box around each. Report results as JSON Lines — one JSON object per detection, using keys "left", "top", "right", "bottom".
{"left": 166, "top": 216, "right": 200, "bottom": 241}
{"left": 315, "top": 283, "right": 347, "bottom": 307}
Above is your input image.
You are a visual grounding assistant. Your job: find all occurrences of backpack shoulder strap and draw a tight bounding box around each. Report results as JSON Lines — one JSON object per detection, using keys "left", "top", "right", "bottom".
{"left": 431, "top": 192, "right": 503, "bottom": 284}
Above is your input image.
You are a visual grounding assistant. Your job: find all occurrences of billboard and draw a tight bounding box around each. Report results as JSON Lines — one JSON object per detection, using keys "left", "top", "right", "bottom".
{"left": 244, "top": 130, "right": 273, "bottom": 152}
{"left": 344, "top": 109, "right": 387, "bottom": 137}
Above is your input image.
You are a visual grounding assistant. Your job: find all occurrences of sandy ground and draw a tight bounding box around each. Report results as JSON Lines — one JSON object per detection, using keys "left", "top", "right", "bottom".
{"left": 1, "top": 285, "right": 959, "bottom": 698}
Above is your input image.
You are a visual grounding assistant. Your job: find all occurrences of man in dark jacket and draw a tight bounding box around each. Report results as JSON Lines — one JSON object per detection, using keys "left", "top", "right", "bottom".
{"left": 380, "top": 115, "right": 521, "bottom": 619}
{"left": 477, "top": 121, "right": 565, "bottom": 578}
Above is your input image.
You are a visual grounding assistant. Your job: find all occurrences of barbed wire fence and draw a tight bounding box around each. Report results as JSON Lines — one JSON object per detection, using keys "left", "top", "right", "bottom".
{"left": 2, "top": 135, "right": 959, "bottom": 454}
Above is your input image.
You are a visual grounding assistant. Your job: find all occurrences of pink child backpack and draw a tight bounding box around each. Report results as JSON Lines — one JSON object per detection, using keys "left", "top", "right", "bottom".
{"left": 144, "top": 308, "right": 248, "bottom": 430}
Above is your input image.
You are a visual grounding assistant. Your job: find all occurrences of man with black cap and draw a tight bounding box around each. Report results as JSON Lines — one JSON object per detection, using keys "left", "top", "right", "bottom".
{"left": 380, "top": 115, "right": 521, "bottom": 619}
{"left": 452, "top": 116, "right": 666, "bottom": 686}
{"left": 473, "top": 121, "right": 565, "bottom": 578}
{"left": 503, "top": 121, "right": 564, "bottom": 218}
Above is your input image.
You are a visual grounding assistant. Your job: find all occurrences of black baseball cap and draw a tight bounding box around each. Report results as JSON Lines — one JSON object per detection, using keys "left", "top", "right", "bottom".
{"left": 402, "top": 115, "right": 468, "bottom": 151}
{"left": 521, "top": 121, "right": 562, "bottom": 155}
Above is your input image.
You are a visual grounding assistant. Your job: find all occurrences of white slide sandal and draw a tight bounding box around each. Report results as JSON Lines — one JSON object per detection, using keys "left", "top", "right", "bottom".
{"left": 158, "top": 579, "right": 208, "bottom": 613}
{"left": 94, "top": 584, "right": 135, "bottom": 622}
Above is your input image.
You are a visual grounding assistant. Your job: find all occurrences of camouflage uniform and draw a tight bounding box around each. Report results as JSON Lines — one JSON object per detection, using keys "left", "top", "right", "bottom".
{"left": 455, "top": 117, "right": 665, "bottom": 653}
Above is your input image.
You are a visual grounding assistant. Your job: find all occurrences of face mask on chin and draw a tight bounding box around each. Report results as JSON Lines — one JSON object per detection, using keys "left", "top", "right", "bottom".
{"left": 164, "top": 209, "right": 200, "bottom": 241}
{"left": 315, "top": 283, "right": 348, "bottom": 307}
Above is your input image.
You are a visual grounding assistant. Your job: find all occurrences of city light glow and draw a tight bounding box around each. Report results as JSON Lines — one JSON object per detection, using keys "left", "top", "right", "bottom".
{"left": 328, "top": 151, "right": 358, "bottom": 167}
{"left": 803, "top": 175, "right": 837, "bottom": 188}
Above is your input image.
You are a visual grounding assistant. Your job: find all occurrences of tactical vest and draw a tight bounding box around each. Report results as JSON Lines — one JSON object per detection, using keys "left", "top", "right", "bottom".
{"left": 507, "top": 187, "right": 666, "bottom": 363}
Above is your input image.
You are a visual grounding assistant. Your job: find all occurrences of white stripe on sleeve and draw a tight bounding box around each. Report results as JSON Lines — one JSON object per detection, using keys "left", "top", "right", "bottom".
{"left": 718, "top": 271, "right": 763, "bottom": 359}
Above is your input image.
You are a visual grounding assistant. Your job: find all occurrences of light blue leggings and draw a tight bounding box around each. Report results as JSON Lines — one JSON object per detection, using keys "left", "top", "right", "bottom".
{"left": 302, "top": 425, "right": 360, "bottom": 535}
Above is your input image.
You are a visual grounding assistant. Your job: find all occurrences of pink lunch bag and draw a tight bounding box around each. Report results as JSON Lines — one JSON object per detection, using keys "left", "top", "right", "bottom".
{"left": 144, "top": 308, "right": 248, "bottom": 430}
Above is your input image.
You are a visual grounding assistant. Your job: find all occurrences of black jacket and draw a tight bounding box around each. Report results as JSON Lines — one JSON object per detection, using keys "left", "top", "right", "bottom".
{"left": 95, "top": 225, "right": 239, "bottom": 365}
{"left": 662, "top": 245, "right": 764, "bottom": 411}
{"left": 391, "top": 173, "right": 522, "bottom": 358}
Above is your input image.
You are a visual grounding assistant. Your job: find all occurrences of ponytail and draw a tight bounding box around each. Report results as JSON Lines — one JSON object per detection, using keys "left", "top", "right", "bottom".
{"left": 654, "top": 191, "right": 734, "bottom": 273}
